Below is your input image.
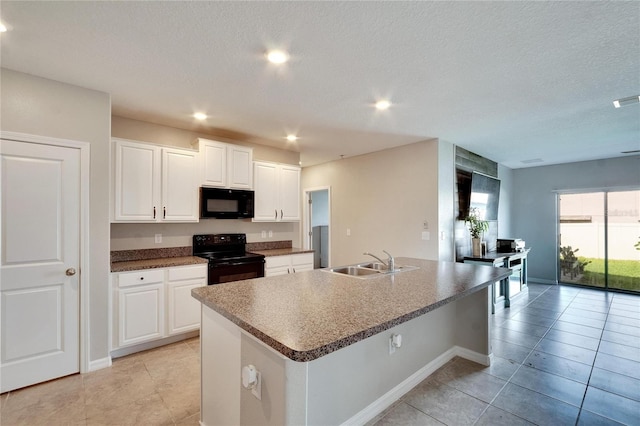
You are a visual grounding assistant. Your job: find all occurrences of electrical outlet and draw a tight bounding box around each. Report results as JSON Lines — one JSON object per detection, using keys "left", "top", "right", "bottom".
{"left": 268, "top": 230, "right": 273, "bottom": 238}
{"left": 252, "top": 371, "right": 262, "bottom": 400}
{"left": 155, "top": 233, "right": 162, "bottom": 244}
{"left": 422, "top": 231, "right": 430, "bottom": 241}
{"left": 261, "top": 231, "right": 266, "bottom": 238}
{"left": 346, "top": 228, "right": 351, "bottom": 236}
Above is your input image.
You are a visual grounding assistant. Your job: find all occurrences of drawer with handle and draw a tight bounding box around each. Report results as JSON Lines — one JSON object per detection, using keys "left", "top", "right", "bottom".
{"left": 117, "top": 269, "right": 164, "bottom": 287}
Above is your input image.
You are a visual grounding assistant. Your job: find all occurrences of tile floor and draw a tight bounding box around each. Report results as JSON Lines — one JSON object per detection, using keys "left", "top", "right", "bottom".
{"left": 1, "top": 336, "right": 201, "bottom": 425}
{"left": 1, "top": 283, "right": 639, "bottom": 425}
{"left": 370, "top": 283, "right": 640, "bottom": 426}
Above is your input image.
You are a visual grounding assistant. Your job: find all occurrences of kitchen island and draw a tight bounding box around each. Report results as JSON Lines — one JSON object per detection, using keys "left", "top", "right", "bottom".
{"left": 192, "top": 257, "right": 511, "bottom": 425}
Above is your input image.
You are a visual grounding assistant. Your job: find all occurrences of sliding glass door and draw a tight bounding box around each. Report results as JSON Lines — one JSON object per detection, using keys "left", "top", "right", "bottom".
{"left": 558, "top": 190, "right": 640, "bottom": 293}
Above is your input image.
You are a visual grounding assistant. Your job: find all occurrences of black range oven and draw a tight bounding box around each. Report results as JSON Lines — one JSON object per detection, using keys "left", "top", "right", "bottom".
{"left": 193, "top": 234, "right": 265, "bottom": 285}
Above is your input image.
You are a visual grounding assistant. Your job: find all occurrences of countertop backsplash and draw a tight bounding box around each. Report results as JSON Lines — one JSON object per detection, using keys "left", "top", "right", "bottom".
{"left": 110, "top": 246, "right": 192, "bottom": 263}
{"left": 111, "top": 241, "right": 297, "bottom": 263}
{"left": 245, "top": 240, "right": 292, "bottom": 251}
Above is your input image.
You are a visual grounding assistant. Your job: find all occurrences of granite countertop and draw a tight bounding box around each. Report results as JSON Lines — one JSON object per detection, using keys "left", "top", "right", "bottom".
{"left": 111, "top": 256, "right": 208, "bottom": 273}
{"left": 249, "top": 247, "right": 314, "bottom": 257}
{"left": 191, "top": 257, "right": 511, "bottom": 362}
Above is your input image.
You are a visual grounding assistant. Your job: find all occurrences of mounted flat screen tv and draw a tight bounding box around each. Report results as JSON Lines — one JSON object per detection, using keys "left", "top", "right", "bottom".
{"left": 469, "top": 171, "right": 500, "bottom": 221}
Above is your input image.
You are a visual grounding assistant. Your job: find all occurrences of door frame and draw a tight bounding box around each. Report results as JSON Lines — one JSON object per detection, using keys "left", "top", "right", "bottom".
{"left": 303, "top": 186, "right": 331, "bottom": 268}
{"left": 1, "top": 130, "right": 91, "bottom": 374}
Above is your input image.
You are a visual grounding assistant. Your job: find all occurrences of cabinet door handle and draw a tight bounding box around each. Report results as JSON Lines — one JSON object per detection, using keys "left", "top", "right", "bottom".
{"left": 287, "top": 268, "right": 290, "bottom": 274}
{"left": 163, "top": 207, "right": 166, "bottom": 219}
{"left": 275, "top": 209, "right": 277, "bottom": 220}
{"left": 280, "top": 209, "right": 283, "bottom": 220}
{"left": 153, "top": 206, "right": 156, "bottom": 219}
{"left": 292, "top": 267, "right": 296, "bottom": 273}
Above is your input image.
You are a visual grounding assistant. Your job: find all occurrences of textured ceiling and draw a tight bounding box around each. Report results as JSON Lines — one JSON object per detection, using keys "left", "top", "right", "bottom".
{"left": 1, "top": 1, "right": 638, "bottom": 168}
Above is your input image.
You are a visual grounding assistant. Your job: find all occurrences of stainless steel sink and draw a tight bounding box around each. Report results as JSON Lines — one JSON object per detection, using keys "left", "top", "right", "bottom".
{"left": 330, "top": 266, "right": 380, "bottom": 276}
{"left": 326, "top": 262, "right": 419, "bottom": 279}
{"left": 357, "top": 262, "right": 388, "bottom": 271}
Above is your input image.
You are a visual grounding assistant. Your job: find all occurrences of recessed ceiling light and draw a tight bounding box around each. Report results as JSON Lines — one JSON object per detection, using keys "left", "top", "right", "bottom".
{"left": 286, "top": 134, "right": 298, "bottom": 142}
{"left": 375, "top": 100, "right": 391, "bottom": 110}
{"left": 193, "top": 112, "right": 207, "bottom": 120}
{"left": 266, "top": 50, "right": 289, "bottom": 64}
{"left": 613, "top": 95, "right": 640, "bottom": 108}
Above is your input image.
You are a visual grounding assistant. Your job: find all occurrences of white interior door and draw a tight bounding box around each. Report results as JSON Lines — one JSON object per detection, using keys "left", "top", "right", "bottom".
{"left": 1, "top": 139, "right": 81, "bottom": 392}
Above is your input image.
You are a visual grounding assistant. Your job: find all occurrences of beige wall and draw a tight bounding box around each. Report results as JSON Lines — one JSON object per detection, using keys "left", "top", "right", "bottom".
{"left": 1, "top": 68, "right": 112, "bottom": 363}
{"left": 301, "top": 139, "right": 450, "bottom": 266}
{"left": 110, "top": 116, "right": 302, "bottom": 250}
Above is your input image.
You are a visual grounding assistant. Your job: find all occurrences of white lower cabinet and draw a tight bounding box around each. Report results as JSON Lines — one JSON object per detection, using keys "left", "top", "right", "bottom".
{"left": 112, "top": 264, "right": 206, "bottom": 350}
{"left": 167, "top": 266, "right": 207, "bottom": 335}
{"left": 265, "top": 253, "right": 314, "bottom": 277}
{"left": 119, "top": 282, "right": 165, "bottom": 347}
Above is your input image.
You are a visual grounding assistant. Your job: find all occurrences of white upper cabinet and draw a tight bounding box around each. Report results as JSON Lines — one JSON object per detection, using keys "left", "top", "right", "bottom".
{"left": 161, "top": 148, "right": 199, "bottom": 221}
{"left": 113, "top": 138, "right": 198, "bottom": 222}
{"left": 200, "top": 140, "right": 227, "bottom": 187}
{"left": 253, "top": 161, "right": 301, "bottom": 222}
{"left": 279, "top": 165, "right": 301, "bottom": 221}
{"left": 194, "top": 138, "right": 253, "bottom": 189}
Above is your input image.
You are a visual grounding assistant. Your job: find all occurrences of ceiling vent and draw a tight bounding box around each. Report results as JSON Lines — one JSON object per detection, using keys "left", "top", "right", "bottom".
{"left": 521, "top": 158, "right": 544, "bottom": 164}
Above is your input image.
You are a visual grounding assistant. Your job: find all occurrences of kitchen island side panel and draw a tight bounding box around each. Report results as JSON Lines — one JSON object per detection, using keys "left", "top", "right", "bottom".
{"left": 200, "top": 288, "right": 492, "bottom": 426}
{"left": 201, "top": 307, "right": 241, "bottom": 426}
{"left": 306, "top": 301, "right": 458, "bottom": 425}
{"left": 455, "top": 286, "right": 491, "bottom": 359}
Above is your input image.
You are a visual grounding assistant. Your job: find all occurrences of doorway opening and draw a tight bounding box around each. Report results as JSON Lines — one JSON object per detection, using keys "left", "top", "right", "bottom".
{"left": 558, "top": 189, "right": 640, "bottom": 293}
{"left": 303, "top": 187, "right": 331, "bottom": 269}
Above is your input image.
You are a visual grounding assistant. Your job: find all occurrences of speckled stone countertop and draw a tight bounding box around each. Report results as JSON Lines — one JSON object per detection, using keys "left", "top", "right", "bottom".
{"left": 192, "top": 257, "right": 511, "bottom": 362}
{"left": 111, "top": 256, "right": 208, "bottom": 273}
{"left": 110, "top": 246, "right": 207, "bottom": 272}
{"left": 245, "top": 240, "right": 313, "bottom": 257}
{"left": 249, "top": 247, "right": 314, "bottom": 257}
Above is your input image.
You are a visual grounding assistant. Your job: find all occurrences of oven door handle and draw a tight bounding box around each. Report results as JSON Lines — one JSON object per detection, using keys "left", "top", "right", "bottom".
{"left": 213, "top": 261, "right": 251, "bottom": 267}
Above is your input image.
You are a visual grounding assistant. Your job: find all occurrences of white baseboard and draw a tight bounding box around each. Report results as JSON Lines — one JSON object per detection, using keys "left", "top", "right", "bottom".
{"left": 342, "top": 346, "right": 488, "bottom": 425}
{"left": 88, "top": 356, "right": 112, "bottom": 372}
{"left": 454, "top": 346, "right": 491, "bottom": 366}
{"left": 110, "top": 331, "right": 199, "bottom": 359}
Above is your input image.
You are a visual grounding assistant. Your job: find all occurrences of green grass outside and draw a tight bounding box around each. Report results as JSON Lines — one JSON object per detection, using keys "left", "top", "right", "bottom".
{"left": 574, "top": 257, "right": 640, "bottom": 291}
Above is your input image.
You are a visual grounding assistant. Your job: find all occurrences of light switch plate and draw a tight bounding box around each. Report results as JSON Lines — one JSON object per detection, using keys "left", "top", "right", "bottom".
{"left": 421, "top": 231, "right": 430, "bottom": 241}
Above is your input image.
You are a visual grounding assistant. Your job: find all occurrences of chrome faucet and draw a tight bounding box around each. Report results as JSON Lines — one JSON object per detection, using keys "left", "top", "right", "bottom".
{"left": 363, "top": 250, "right": 395, "bottom": 272}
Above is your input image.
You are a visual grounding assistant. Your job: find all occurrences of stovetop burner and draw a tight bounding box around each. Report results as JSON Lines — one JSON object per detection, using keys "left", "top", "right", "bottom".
{"left": 193, "top": 233, "right": 264, "bottom": 264}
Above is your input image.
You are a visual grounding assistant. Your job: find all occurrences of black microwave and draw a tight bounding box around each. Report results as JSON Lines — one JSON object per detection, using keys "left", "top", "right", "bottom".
{"left": 200, "top": 187, "right": 255, "bottom": 219}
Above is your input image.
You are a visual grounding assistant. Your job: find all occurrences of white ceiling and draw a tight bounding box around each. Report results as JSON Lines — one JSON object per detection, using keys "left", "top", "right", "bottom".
{"left": 1, "top": 1, "right": 639, "bottom": 168}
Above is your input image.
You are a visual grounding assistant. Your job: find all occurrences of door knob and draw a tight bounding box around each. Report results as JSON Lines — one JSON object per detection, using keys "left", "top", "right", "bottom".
{"left": 66, "top": 268, "right": 77, "bottom": 276}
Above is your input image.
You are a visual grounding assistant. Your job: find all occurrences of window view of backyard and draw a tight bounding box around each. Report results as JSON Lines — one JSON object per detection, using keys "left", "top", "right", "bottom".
{"left": 559, "top": 190, "right": 640, "bottom": 293}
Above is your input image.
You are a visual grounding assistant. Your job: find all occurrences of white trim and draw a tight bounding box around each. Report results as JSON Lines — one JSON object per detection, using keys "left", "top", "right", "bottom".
{"left": 302, "top": 186, "right": 332, "bottom": 268}
{"left": 88, "top": 356, "right": 112, "bottom": 372}
{"left": 0, "top": 131, "right": 91, "bottom": 374}
{"left": 110, "top": 330, "right": 199, "bottom": 359}
{"left": 341, "top": 346, "right": 488, "bottom": 426}
{"left": 454, "top": 345, "right": 491, "bottom": 366}
{"left": 552, "top": 185, "right": 639, "bottom": 194}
